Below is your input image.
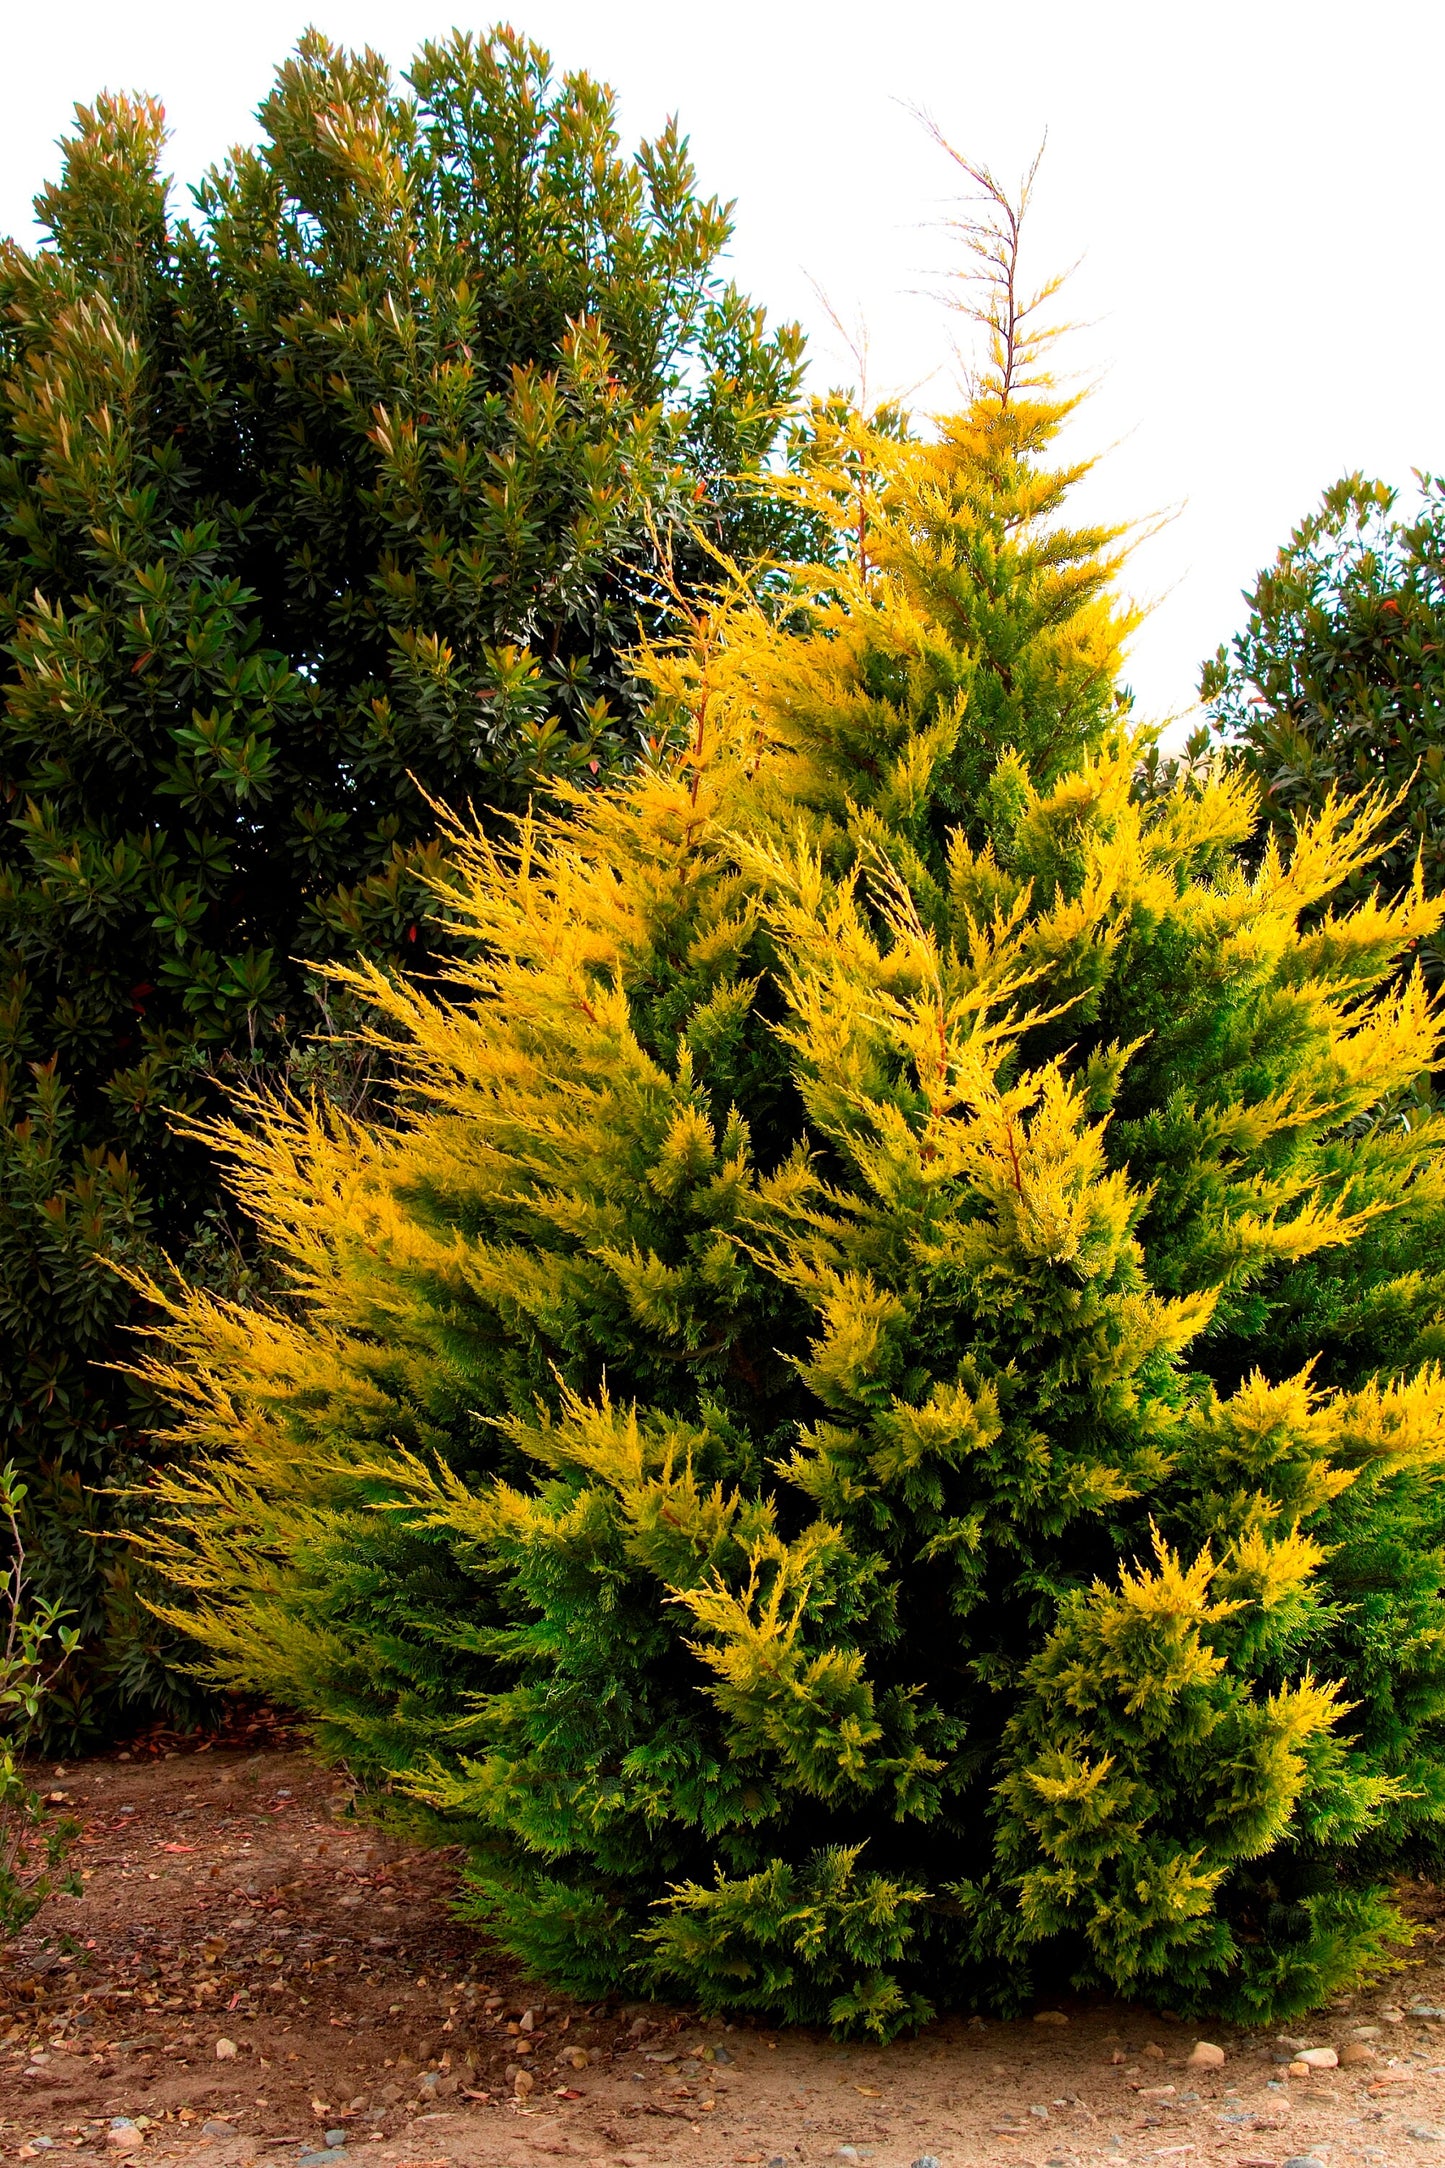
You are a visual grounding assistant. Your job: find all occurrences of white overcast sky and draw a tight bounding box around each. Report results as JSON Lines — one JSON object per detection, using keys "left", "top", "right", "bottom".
{"left": 3, "top": 0, "right": 1441, "bottom": 728}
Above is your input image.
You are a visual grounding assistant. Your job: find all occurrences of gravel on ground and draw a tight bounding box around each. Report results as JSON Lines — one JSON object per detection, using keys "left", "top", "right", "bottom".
{"left": 5, "top": 1730, "right": 1445, "bottom": 2168}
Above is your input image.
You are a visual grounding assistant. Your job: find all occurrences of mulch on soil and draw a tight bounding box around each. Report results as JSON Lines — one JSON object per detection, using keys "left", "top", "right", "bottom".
{"left": 5, "top": 1726, "right": 1445, "bottom": 2168}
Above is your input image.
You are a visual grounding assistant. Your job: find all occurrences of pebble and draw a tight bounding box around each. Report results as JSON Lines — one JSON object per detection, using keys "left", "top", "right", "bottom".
{"left": 323, "top": 2133, "right": 346, "bottom": 2149}
{"left": 1033, "top": 2010, "right": 1070, "bottom": 2026}
{"left": 1188, "top": 2041, "right": 1226, "bottom": 2068}
{"left": 200, "top": 2125, "right": 234, "bottom": 2141}
{"left": 1297, "top": 2047, "right": 1338, "bottom": 2069}
{"left": 1411, "top": 2006, "right": 1445, "bottom": 2021}
{"left": 106, "top": 2124, "right": 142, "bottom": 2157}
{"left": 911, "top": 2157, "right": 942, "bottom": 2168}
{"left": 1340, "top": 2042, "right": 1376, "bottom": 2066}
{"left": 214, "top": 2037, "right": 238, "bottom": 2061}
{"left": 1281, "top": 2157, "right": 1327, "bottom": 2168}
{"left": 1407, "top": 2127, "right": 1444, "bottom": 2144}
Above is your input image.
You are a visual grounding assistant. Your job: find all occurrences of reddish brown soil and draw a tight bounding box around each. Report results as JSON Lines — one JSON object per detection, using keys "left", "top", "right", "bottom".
{"left": 6, "top": 1735, "right": 1445, "bottom": 2168}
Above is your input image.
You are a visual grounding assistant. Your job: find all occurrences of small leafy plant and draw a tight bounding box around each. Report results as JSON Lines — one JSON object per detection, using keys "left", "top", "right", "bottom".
{"left": 1, "top": 1464, "right": 81, "bottom": 1941}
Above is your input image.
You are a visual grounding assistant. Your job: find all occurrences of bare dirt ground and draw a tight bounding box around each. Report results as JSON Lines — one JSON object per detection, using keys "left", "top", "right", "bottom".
{"left": 6, "top": 1729, "right": 1445, "bottom": 2168}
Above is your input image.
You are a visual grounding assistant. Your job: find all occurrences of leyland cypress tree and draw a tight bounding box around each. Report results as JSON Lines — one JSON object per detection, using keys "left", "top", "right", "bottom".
{"left": 0, "top": 31, "right": 807, "bottom": 1733}
{"left": 134, "top": 158, "right": 1445, "bottom": 2030}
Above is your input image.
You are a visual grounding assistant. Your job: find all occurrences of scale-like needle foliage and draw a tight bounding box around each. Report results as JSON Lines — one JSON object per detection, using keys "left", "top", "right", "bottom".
{"left": 133, "top": 168, "right": 1445, "bottom": 2033}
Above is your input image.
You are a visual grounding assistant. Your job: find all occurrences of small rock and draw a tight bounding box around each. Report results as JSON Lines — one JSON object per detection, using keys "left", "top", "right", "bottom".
{"left": 1297, "top": 2047, "right": 1338, "bottom": 2069}
{"left": 1281, "top": 2158, "right": 1328, "bottom": 2168}
{"left": 837, "top": 2151, "right": 859, "bottom": 2161}
{"left": 514, "top": 2070, "right": 535, "bottom": 2099}
{"left": 1350, "top": 2025, "right": 1383, "bottom": 2040}
{"left": 1340, "top": 2041, "right": 1376, "bottom": 2066}
{"left": 519, "top": 2008, "right": 535, "bottom": 2033}
{"left": 200, "top": 2124, "right": 234, "bottom": 2140}
{"left": 1142, "top": 2042, "right": 1166, "bottom": 2060}
{"left": 1188, "top": 2041, "right": 1226, "bottom": 2069}
{"left": 1288, "top": 2059, "right": 1311, "bottom": 2078}
{"left": 1033, "top": 2010, "right": 1070, "bottom": 2026}
{"left": 1029, "top": 2104, "right": 1050, "bottom": 2120}
{"left": 713, "top": 2045, "right": 734, "bottom": 2064}
{"left": 1407, "top": 2128, "right": 1445, "bottom": 2145}
{"left": 214, "top": 2037, "right": 238, "bottom": 2061}
{"left": 911, "top": 2157, "right": 942, "bottom": 2168}
{"left": 324, "top": 2133, "right": 346, "bottom": 2149}
{"left": 1410, "top": 2006, "right": 1445, "bottom": 2021}
{"left": 106, "top": 2125, "right": 142, "bottom": 2156}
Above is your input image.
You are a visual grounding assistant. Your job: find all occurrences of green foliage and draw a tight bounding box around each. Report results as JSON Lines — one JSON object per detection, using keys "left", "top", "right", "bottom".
{"left": 1203, "top": 472, "right": 1445, "bottom": 981}
{"left": 0, "top": 1462, "right": 81, "bottom": 1941}
{"left": 0, "top": 27, "right": 808, "bottom": 1739}
{"left": 133, "top": 171, "right": 1445, "bottom": 2034}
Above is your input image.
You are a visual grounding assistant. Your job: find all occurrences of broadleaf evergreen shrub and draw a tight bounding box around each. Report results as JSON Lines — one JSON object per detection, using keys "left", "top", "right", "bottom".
{"left": 1202, "top": 471, "right": 1445, "bottom": 985}
{"left": 0, "top": 27, "right": 809, "bottom": 1737}
{"left": 134, "top": 161, "right": 1445, "bottom": 2031}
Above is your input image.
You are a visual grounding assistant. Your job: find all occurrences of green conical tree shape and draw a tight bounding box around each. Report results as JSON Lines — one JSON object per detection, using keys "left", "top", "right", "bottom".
{"left": 134, "top": 153, "right": 1445, "bottom": 2032}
